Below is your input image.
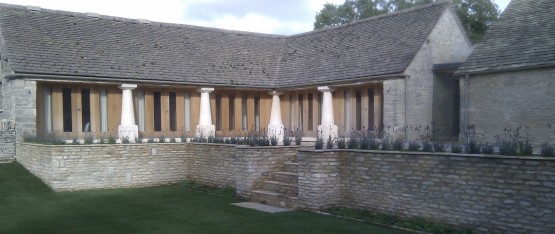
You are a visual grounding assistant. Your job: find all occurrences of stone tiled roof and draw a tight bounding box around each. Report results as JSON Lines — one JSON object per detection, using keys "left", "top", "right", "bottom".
{"left": 457, "top": 0, "right": 555, "bottom": 75}
{"left": 276, "top": 2, "right": 450, "bottom": 87}
{"left": 0, "top": 2, "right": 451, "bottom": 88}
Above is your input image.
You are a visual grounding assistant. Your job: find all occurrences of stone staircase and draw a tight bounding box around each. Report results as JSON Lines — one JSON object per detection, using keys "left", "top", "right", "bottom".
{"left": 251, "top": 161, "right": 300, "bottom": 208}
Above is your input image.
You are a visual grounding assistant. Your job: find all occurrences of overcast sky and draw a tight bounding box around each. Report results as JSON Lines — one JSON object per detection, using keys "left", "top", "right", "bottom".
{"left": 0, "top": 0, "right": 511, "bottom": 35}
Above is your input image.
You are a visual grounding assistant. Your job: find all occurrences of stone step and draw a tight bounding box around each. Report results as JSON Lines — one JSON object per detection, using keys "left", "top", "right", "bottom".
{"left": 283, "top": 162, "right": 299, "bottom": 173}
{"left": 261, "top": 180, "right": 298, "bottom": 196}
{"left": 251, "top": 190, "right": 299, "bottom": 209}
{"left": 273, "top": 171, "right": 299, "bottom": 184}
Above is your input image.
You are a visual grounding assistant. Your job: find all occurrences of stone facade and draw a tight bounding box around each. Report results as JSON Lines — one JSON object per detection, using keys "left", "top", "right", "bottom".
{"left": 0, "top": 129, "right": 15, "bottom": 161}
{"left": 384, "top": 9, "right": 472, "bottom": 140}
{"left": 461, "top": 67, "right": 555, "bottom": 149}
{"left": 1, "top": 78, "right": 37, "bottom": 142}
{"left": 297, "top": 149, "right": 555, "bottom": 234}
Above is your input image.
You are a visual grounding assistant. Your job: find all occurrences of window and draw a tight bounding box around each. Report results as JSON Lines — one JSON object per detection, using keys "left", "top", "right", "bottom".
{"left": 138, "top": 91, "right": 145, "bottom": 132}
{"left": 169, "top": 92, "right": 177, "bottom": 131}
{"left": 308, "top": 93, "right": 313, "bottom": 131}
{"left": 215, "top": 94, "right": 222, "bottom": 131}
{"left": 229, "top": 95, "right": 235, "bottom": 131}
{"left": 355, "top": 89, "right": 362, "bottom": 130}
{"left": 184, "top": 93, "right": 191, "bottom": 131}
{"left": 44, "top": 87, "right": 53, "bottom": 133}
{"left": 242, "top": 95, "right": 247, "bottom": 130}
{"left": 298, "top": 94, "right": 303, "bottom": 130}
{"left": 153, "top": 92, "right": 162, "bottom": 131}
{"left": 368, "top": 88, "right": 375, "bottom": 130}
{"left": 100, "top": 90, "right": 108, "bottom": 132}
{"left": 344, "top": 90, "right": 351, "bottom": 131}
{"left": 81, "top": 89, "right": 91, "bottom": 132}
{"left": 254, "top": 96, "right": 260, "bottom": 131}
{"left": 62, "top": 88, "right": 72, "bottom": 132}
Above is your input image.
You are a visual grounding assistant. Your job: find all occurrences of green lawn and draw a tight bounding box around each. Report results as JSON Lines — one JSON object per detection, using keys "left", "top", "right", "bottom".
{"left": 0, "top": 162, "right": 411, "bottom": 234}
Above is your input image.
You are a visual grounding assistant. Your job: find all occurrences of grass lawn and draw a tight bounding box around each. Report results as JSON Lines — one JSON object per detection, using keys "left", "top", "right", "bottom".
{"left": 0, "top": 162, "right": 412, "bottom": 234}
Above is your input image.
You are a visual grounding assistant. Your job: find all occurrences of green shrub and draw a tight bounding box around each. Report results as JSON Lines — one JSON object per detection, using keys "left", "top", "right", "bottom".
{"left": 466, "top": 139, "right": 481, "bottom": 154}
{"left": 482, "top": 143, "right": 495, "bottom": 154}
{"left": 282, "top": 136, "right": 292, "bottom": 146}
{"left": 499, "top": 139, "right": 518, "bottom": 156}
{"left": 392, "top": 138, "right": 403, "bottom": 151}
{"left": 314, "top": 135, "right": 324, "bottom": 149}
{"left": 107, "top": 135, "right": 117, "bottom": 144}
{"left": 433, "top": 141, "right": 445, "bottom": 152}
{"left": 337, "top": 137, "right": 346, "bottom": 149}
{"left": 451, "top": 144, "right": 463, "bottom": 153}
{"left": 540, "top": 143, "right": 554, "bottom": 157}
{"left": 421, "top": 141, "right": 433, "bottom": 152}
{"left": 293, "top": 128, "right": 303, "bottom": 145}
{"left": 347, "top": 137, "right": 358, "bottom": 149}
{"left": 519, "top": 139, "right": 533, "bottom": 156}
{"left": 407, "top": 141, "right": 420, "bottom": 151}
{"left": 326, "top": 135, "right": 335, "bottom": 149}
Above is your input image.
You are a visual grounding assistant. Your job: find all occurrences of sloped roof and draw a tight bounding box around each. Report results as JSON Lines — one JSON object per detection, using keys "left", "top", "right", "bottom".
{"left": 457, "top": 0, "right": 555, "bottom": 75}
{"left": 0, "top": 2, "right": 451, "bottom": 88}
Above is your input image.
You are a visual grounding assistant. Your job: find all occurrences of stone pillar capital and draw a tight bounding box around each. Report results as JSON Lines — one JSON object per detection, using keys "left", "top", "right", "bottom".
{"left": 318, "top": 86, "right": 335, "bottom": 93}
{"left": 119, "top": 84, "right": 137, "bottom": 90}
{"left": 268, "top": 90, "right": 283, "bottom": 96}
{"left": 197, "top": 87, "right": 214, "bottom": 93}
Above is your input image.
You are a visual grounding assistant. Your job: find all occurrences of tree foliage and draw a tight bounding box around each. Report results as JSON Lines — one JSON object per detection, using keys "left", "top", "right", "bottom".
{"left": 314, "top": 0, "right": 499, "bottom": 43}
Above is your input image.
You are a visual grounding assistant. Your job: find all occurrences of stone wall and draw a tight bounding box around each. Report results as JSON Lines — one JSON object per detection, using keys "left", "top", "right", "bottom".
{"left": 462, "top": 67, "right": 555, "bottom": 149}
{"left": 0, "top": 129, "right": 15, "bottom": 161}
{"left": 17, "top": 143, "right": 189, "bottom": 191}
{"left": 16, "top": 143, "right": 298, "bottom": 194}
{"left": 297, "top": 149, "right": 555, "bottom": 234}
{"left": 187, "top": 143, "right": 236, "bottom": 187}
{"left": 384, "top": 8, "right": 472, "bottom": 141}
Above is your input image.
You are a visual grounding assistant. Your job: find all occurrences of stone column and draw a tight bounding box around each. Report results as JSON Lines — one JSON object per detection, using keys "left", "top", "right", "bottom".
{"left": 317, "top": 86, "right": 338, "bottom": 144}
{"left": 196, "top": 88, "right": 215, "bottom": 137}
{"left": 118, "top": 84, "right": 138, "bottom": 143}
{"left": 267, "top": 91, "right": 284, "bottom": 142}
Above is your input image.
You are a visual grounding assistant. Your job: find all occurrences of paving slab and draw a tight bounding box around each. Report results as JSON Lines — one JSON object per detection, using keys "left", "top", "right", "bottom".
{"left": 232, "top": 202, "right": 294, "bottom": 213}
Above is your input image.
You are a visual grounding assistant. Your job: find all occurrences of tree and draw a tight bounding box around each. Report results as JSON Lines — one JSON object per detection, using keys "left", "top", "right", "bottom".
{"left": 314, "top": 0, "right": 499, "bottom": 43}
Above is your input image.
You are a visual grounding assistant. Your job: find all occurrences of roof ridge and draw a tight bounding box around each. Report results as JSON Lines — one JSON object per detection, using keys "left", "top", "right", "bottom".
{"left": 289, "top": 0, "right": 452, "bottom": 38}
{"left": 0, "top": 3, "right": 286, "bottom": 39}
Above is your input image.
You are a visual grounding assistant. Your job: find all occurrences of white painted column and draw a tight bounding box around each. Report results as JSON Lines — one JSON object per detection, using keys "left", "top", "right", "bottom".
{"left": 318, "top": 86, "right": 338, "bottom": 145}
{"left": 196, "top": 87, "right": 215, "bottom": 137}
{"left": 118, "top": 84, "right": 138, "bottom": 143}
{"left": 267, "top": 91, "right": 284, "bottom": 142}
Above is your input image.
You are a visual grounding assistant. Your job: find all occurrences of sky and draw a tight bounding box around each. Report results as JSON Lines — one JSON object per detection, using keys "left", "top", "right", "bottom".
{"left": 0, "top": 0, "right": 511, "bottom": 35}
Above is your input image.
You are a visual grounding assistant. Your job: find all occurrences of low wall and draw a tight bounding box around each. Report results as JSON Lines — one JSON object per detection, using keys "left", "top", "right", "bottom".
{"left": 187, "top": 144, "right": 236, "bottom": 187}
{"left": 16, "top": 143, "right": 299, "bottom": 195}
{"left": 0, "top": 129, "right": 15, "bottom": 161}
{"left": 17, "top": 143, "right": 189, "bottom": 191}
{"left": 297, "top": 150, "right": 555, "bottom": 234}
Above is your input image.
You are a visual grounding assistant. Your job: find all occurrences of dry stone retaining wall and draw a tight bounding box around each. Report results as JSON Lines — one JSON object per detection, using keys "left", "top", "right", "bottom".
{"left": 17, "top": 143, "right": 189, "bottom": 191}
{"left": 0, "top": 129, "right": 15, "bottom": 161}
{"left": 16, "top": 143, "right": 298, "bottom": 195}
{"left": 297, "top": 149, "right": 555, "bottom": 234}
